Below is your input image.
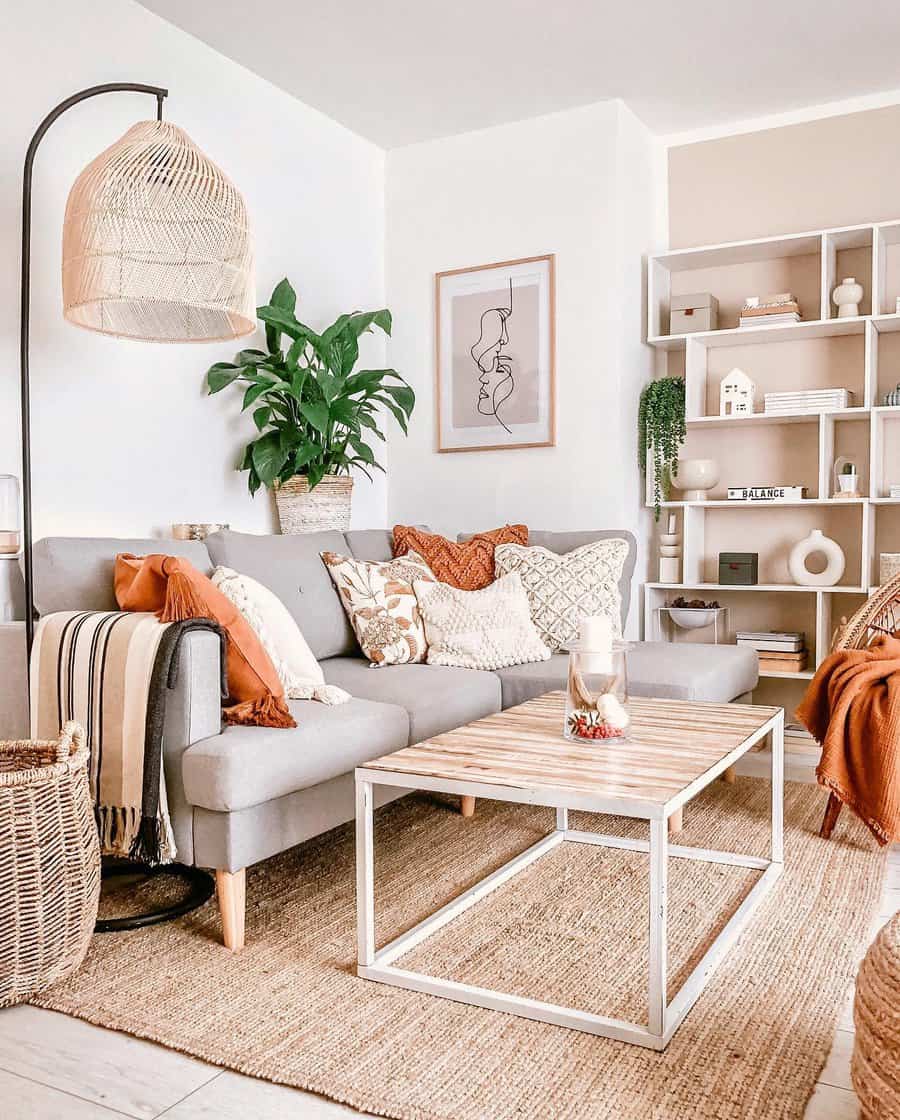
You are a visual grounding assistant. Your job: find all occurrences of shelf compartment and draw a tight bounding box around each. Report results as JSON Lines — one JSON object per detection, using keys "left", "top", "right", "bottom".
{"left": 650, "top": 234, "right": 821, "bottom": 341}
{"left": 696, "top": 503, "right": 865, "bottom": 589}
{"left": 823, "top": 226, "right": 874, "bottom": 320}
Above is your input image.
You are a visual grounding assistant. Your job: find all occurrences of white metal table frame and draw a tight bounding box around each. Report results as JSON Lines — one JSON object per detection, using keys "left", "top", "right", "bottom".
{"left": 355, "top": 708, "right": 784, "bottom": 1051}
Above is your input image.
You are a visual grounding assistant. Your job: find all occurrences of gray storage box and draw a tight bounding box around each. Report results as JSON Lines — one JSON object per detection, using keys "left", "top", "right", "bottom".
{"left": 671, "top": 292, "right": 718, "bottom": 334}
{"left": 718, "top": 552, "right": 759, "bottom": 585}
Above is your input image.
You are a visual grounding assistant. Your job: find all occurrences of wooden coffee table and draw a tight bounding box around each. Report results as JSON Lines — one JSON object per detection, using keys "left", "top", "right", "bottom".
{"left": 355, "top": 693, "right": 784, "bottom": 1051}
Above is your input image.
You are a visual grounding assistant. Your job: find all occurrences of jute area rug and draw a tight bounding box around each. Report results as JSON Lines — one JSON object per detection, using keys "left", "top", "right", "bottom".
{"left": 35, "top": 778, "right": 886, "bottom": 1120}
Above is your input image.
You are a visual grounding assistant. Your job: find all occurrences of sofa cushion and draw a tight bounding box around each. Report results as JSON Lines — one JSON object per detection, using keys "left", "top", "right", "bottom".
{"left": 33, "top": 537, "right": 212, "bottom": 616}
{"left": 204, "top": 529, "right": 356, "bottom": 660}
{"left": 345, "top": 529, "right": 395, "bottom": 563}
{"left": 493, "top": 643, "right": 758, "bottom": 709}
{"left": 321, "top": 658, "right": 502, "bottom": 744}
{"left": 181, "top": 697, "right": 409, "bottom": 812}
{"left": 459, "top": 529, "right": 637, "bottom": 630}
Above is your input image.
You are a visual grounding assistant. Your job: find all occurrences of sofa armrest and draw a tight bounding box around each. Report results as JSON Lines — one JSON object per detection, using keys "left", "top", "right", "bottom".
{"left": 162, "top": 628, "right": 223, "bottom": 866}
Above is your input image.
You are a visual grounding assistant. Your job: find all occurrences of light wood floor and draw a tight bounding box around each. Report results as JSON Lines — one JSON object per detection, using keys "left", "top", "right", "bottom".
{"left": 1, "top": 751, "right": 895, "bottom": 1119}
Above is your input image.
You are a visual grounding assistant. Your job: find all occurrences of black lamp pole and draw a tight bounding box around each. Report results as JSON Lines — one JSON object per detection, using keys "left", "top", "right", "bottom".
{"left": 20, "top": 83, "right": 168, "bottom": 654}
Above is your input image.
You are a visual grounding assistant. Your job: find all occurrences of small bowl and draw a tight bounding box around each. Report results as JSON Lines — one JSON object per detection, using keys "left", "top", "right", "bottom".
{"left": 668, "top": 607, "right": 718, "bottom": 629}
{"left": 659, "top": 545, "right": 681, "bottom": 557}
{"left": 659, "top": 533, "right": 681, "bottom": 546}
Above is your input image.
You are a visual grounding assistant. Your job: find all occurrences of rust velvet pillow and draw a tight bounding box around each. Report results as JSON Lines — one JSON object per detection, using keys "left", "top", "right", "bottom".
{"left": 115, "top": 554, "right": 295, "bottom": 729}
{"left": 391, "top": 524, "right": 528, "bottom": 590}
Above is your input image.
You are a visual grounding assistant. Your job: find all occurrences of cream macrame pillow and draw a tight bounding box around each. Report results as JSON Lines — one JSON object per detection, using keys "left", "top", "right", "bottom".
{"left": 211, "top": 567, "right": 349, "bottom": 704}
{"left": 413, "top": 572, "right": 550, "bottom": 671}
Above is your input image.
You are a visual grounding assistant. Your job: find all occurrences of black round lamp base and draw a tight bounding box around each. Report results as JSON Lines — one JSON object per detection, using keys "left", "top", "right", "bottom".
{"left": 94, "top": 860, "right": 215, "bottom": 933}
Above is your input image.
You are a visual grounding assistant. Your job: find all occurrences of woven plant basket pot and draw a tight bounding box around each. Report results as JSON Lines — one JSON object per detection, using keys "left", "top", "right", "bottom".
{"left": 852, "top": 911, "right": 900, "bottom": 1119}
{"left": 274, "top": 475, "right": 353, "bottom": 534}
{"left": 0, "top": 722, "right": 100, "bottom": 1007}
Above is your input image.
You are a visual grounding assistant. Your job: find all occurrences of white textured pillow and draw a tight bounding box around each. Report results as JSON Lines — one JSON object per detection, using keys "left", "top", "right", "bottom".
{"left": 211, "top": 567, "right": 349, "bottom": 704}
{"left": 413, "top": 572, "right": 551, "bottom": 671}
{"left": 494, "top": 539, "right": 628, "bottom": 652}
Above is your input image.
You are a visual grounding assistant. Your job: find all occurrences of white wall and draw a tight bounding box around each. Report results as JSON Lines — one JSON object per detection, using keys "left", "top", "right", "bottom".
{"left": 384, "top": 102, "right": 664, "bottom": 631}
{"left": 1, "top": 0, "right": 387, "bottom": 542}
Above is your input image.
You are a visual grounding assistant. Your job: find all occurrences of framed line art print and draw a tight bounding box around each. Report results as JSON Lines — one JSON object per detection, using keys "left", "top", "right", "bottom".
{"left": 435, "top": 254, "right": 555, "bottom": 452}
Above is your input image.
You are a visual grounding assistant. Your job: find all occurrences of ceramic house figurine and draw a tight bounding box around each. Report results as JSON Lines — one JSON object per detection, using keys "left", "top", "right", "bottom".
{"left": 719, "top": 368, "right": 756, "bottom": 417}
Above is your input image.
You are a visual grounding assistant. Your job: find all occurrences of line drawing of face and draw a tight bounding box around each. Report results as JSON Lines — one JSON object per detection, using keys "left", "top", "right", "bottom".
{"left": 470, "top": 279, "right": 514, "bottom": 434}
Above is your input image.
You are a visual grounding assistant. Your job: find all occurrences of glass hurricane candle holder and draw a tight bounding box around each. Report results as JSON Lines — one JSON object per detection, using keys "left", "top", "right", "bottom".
{"left": 564, "top": 641, "right": 629, "bottom": 743}
{"left": 0, "top": 476, "right": 21, "bottom": 555}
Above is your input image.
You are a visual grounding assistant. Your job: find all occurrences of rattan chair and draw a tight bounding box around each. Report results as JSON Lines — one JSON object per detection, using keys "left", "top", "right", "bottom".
{"left": 819, "top": 570, "right": 900, "bottom": 839}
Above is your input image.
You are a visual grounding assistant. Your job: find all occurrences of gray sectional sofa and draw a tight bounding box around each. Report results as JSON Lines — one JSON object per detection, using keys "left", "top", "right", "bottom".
{"left": 32, "top": 528, "right": 758, "bottom": 950}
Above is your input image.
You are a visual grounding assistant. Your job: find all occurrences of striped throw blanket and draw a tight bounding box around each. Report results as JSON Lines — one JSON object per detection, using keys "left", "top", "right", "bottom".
{"left": 31, "top": 611, "right": 225, "bottom": 864}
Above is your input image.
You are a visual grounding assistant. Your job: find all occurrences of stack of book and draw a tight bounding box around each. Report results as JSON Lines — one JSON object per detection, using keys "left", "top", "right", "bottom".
{"left": 764, "top": 388, "right": 853, "bottom": 415}
{"left": 736, "top": 631, "right": 808, "bottom": 674}
{"left": 890, "top": 484, "right": 900, "bottom": 499}
{"left": 739, "top": 295, "right": 801, "bottom": 328}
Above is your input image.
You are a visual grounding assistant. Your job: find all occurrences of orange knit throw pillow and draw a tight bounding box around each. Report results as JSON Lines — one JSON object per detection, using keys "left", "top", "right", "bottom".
{"left": 391, "top": 525, "right": 528, "bottom": 590}
{"left": 114, "top": 554, "right": 295, "bottom": 729}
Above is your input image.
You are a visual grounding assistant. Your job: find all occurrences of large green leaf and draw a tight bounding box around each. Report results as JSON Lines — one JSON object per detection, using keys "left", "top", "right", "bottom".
{"left": 242, "top": 382, "right": 270, "bottom": 411}
{"left": 348, "top": 435, "right": 376, "bottom": 466}
{"left": 300, "top": 401, "right": 329, "bottom": 434}
{"left": 307, "top": 461, "right": 327, "bottom": 490}
{"left": 291, "top": 442, "right": 319, "bottom": 470}
{"left": 207, "top": 363, "right": 241, "bottom": 394}
{"left": 270, "top": 278, "right": 296, "bottom": 313}
{"left": 251, "top": 431, "right": 287, "bottom": 487}
{"left": 257, "top": 305, "right": 306, "bottom": 342}
{"left": 382, "top": 383, "right": 415, "bottom": 415}
{"left": 253, "top": 406, "right": 271, "bottom": 432}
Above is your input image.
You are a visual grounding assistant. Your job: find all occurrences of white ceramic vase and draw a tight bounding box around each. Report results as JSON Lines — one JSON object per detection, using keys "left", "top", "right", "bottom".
{"left": 833, "top": 277, "right": 863, "bottom": 319}
{"left": 674, "top": 458, "right": 719, "bottom": 501}
{"left": 788, "top": 528, "right": 845, "bottom": 586}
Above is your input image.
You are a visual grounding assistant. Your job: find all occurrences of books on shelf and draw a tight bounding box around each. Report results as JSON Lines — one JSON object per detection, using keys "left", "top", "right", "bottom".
{"left": 736, "top": 631, "right": 805, "bottom": 653}
{"left": 890, "top": 485, "right": 900, "bottom": 499}
{"left": 739, "top": 311, "right": 800, "bottom": 327}
{"left": 758, "top": 651, "right": 809, "bottom": 673}
{"left": 727, "top": 485, "right": 807, "bottom": 502}
{"left": 764, "top": 388, "right": 853, "bottom": 415}
{"left": 740, "top": 295, "right": 801, "bottom": 328}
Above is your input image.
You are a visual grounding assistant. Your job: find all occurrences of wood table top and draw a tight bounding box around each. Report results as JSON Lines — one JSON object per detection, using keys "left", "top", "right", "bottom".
{"left": 362, "top": 692, "right": 782, "bottom": 813}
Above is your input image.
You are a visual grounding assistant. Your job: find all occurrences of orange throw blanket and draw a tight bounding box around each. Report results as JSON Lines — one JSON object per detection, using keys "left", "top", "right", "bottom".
{"left": 115, "top": 554, "right": 295, "bottom": 730}
{"left": 797, "top": 634, "right": 900, "bottom": 845}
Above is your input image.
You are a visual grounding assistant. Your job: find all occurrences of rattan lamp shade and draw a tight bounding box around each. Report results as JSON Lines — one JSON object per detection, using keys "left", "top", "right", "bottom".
{"left": 62, "top": 120, "right": 255, "bottom": 342}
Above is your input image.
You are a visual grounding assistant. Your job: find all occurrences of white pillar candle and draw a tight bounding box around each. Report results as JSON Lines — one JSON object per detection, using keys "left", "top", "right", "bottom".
{"left": 578, "top": 614, "right": 612, "bottom": 673}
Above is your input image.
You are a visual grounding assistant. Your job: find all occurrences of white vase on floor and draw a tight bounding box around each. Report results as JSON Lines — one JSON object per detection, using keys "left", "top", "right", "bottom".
{"left": 788, "top": 529, "right": 845, "bottom": 587}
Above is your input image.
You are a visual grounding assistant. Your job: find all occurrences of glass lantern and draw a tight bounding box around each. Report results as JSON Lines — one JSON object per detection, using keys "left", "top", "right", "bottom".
{"left": 564, "top": 641, "right": 630, "bottom": 743}
{"left": 0, "top": 476, "right": 20, "bottom": 555}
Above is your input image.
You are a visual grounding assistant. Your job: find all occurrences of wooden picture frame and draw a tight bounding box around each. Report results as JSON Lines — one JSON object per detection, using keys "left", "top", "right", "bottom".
{"left": 435, "top": 254, "right": 556, "bottom": 453}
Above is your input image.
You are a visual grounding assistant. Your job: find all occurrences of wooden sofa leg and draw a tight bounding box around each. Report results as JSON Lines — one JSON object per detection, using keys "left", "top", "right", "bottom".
{"left": 721, "top": 766, "right": 737, "bottom": 784}
{"left": 216, "top": 868, "right": 246, "bottom": 952}
{"left": 820, "top": 792, "right": 843, "bottom": 840}
{"left": 668, "top": 808, "right": 683, "bottom": 834}
{"left": 460, "top": 795, "right": 476, "bottom": 818}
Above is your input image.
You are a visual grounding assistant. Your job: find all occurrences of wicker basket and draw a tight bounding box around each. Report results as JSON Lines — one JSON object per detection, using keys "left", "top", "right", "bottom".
{"left": 274, "top": 475, "right": 353, "bottom": 534}
{"left": 0, "top": 722, "right": 100, "bottom": 1007}
{"left": 853, "top": 912, "right": 900, "bottom": 1119}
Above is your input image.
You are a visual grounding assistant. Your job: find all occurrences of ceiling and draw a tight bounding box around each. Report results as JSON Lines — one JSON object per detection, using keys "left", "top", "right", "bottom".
{"left": 139, "top": 0, "right": 900, "bottom": 148}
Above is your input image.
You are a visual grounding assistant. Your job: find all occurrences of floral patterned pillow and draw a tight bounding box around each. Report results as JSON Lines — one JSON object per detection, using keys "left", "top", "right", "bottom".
{"left": 321, "top": 551, "right": 437, "bottom": 666}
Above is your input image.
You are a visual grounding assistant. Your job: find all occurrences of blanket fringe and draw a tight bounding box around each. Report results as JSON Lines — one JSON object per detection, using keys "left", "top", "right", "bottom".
{"left": 160, "top": 569, "right": 207, "bottom": 623}
{"left": 223, "top": 693, "right": 296, "bottom": 729}
{"left": 97, "top": 804, "right": 143, "bottom": 859}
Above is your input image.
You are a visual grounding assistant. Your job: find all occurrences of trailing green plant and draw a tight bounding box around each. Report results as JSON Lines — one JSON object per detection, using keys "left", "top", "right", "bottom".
{"left": 638, "top": 376, "right": 686, "bottom": 520}
{"left": 205, "top": 278, "right": 414, "bottom": 496}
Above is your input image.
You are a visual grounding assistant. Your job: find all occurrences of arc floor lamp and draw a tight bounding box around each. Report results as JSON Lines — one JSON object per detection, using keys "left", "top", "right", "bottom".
{"left": 20, "top": 82, "right": 255, "bottom": 927}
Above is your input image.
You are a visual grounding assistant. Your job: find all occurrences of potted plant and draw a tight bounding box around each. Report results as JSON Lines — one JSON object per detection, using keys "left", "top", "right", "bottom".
{"left": 206, "top": 279, "right": 414, "bottom": 533}
{"left": 638, "top": 376, "right": 686, "bottom": 519}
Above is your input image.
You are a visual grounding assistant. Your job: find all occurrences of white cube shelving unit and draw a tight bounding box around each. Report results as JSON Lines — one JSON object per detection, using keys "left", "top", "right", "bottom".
{"left": 644, "top": 220, "right": 900, "bottom": 726}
